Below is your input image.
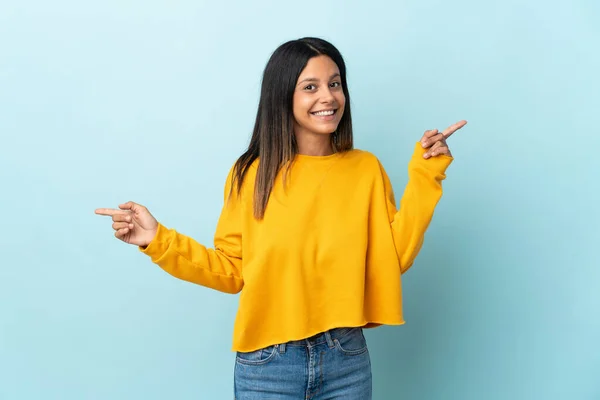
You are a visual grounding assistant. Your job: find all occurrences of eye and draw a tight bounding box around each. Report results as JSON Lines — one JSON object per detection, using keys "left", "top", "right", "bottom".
{"left": 330, "top": 81, "right": 342, "bottom": 88}
{"left": 304, "top": 84, "right": 317, "bottom": 91}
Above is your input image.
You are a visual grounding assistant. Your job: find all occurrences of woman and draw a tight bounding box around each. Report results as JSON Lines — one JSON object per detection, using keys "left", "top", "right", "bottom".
{"left": 95, "top": 37, "right": 466, "bottom": 399}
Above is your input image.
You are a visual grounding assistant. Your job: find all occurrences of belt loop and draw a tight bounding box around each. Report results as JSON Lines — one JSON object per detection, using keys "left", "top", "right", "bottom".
{"left": 324, "top": 330, "right": 335, "bottom": 349}
{"left": 278, "top": 343, "right": 286, "bottom": 353}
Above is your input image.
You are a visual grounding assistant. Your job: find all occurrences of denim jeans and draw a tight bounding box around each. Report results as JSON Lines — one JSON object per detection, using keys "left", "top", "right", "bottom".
{"left": 234, "top": 327, "right": 372, "bottom": 399}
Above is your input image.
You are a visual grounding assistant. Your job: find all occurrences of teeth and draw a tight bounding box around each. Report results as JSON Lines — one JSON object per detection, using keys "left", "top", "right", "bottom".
{"left": 313, "top": 110, "right": 335, "bottom": 116}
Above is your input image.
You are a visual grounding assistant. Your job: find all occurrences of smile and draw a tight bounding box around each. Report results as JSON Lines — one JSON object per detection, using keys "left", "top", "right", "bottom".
{"left": 310, "top": 109, "right": 338, "bottom": 116}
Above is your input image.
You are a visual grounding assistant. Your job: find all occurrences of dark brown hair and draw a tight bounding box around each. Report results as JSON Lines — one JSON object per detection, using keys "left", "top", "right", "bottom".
{"left": 231, "top": 37, "right": 353, "bottom": 219}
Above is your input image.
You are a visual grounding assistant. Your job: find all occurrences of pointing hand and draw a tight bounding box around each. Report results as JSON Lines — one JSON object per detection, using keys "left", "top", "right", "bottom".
{"left": 95, "top": 201, "right": 158, "bottom": 247}
{"left": 420, "top": 120, "right": 467, "bottom": 159}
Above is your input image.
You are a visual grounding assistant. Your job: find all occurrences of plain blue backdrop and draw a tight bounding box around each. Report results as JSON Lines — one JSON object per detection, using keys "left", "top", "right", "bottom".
{"left": 1, "top": 0, "right": 598, "bottom": 399}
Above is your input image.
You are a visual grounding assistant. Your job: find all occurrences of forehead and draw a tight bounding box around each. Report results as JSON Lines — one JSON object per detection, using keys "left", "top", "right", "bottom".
{"left": 298, "top": 55, "right": 340, "bottom": 79}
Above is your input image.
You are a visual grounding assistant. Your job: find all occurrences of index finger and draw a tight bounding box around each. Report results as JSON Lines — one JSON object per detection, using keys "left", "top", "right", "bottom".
{"left": 94, "top": 208, "right": 128, "bottom": 216}
{"left": 441, "top": 120, "right": 467, "bottom": 139}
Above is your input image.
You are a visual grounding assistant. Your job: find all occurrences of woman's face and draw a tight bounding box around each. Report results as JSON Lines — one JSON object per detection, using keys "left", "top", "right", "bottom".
{"left": 292, "top": 55, "right": 345, "bottom": 140}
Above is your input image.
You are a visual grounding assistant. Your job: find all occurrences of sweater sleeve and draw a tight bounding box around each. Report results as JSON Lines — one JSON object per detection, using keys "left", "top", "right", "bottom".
{"left": 380, "top": 142, "right": 453, "bottom": 274}
{"left": 139, "top": 166, "right": 244, "bottom": 294}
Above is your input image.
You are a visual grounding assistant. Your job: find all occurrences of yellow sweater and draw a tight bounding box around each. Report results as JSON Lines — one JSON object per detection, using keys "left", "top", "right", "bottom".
{"left": 140, "top": 142, "right": 452, "bottom": 352}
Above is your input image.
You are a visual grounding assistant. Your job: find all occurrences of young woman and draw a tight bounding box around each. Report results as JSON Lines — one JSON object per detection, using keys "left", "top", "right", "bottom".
{"left": 96, "top": 37, "right": 466, "bottom": 399}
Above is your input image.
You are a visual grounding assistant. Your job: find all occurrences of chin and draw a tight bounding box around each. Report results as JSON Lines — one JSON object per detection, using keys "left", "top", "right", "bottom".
{"left": 313, "top": 128, "right": 337, "bottom": 135}
{"left": 309, "top": 123, "right": 340, "bottom": 135}
{"left": 294, "top": 118, "right": 341, "bottom": 137}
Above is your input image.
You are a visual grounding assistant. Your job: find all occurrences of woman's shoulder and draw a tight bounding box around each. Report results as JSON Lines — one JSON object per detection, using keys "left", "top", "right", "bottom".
{"left": 340, "top": 148, "right": 384, "bottom": 168}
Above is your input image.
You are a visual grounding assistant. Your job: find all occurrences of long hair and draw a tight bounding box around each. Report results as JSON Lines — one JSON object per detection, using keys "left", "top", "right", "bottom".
{"left": 230, "top": 37, "right": 353, "bottom": 219}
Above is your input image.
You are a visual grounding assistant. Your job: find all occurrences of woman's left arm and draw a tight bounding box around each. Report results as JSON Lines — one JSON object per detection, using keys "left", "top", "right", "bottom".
{"left": 384, "top": 120, "right": 467, "bottom": 273}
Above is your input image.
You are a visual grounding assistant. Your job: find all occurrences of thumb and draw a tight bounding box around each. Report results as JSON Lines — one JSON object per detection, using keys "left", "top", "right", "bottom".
{"left": 119, "top": 201, "right": 145, "bottom": 213}
{"left": 119, "top": 201, "right": 157, "bottom": 231}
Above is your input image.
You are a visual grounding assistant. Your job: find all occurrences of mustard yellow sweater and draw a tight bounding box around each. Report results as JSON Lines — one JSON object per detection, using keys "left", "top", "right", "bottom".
{"left": 140, "top": 142, "right": 452, "bottom": 352}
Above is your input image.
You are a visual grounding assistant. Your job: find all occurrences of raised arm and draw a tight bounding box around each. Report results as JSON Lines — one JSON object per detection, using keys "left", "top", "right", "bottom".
{"left": 383, "top": 120, "right": 466, "bottom": 273}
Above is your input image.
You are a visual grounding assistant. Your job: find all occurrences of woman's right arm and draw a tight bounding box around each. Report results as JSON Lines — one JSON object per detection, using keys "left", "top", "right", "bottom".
{"left": 95, "top": 167, "right": 244, "bottom": 294}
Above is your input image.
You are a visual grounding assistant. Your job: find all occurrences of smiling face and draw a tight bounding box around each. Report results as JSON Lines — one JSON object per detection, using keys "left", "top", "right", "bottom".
{"left": 293, "top": 55, "right": 346, "bottom": 142}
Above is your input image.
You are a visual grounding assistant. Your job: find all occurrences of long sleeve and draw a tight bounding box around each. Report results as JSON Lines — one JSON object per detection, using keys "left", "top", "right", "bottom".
{"left": 381, "top": 142, "right": 453, "bottom": 274}
{"left": 139, "top": 167, "right": 244, "bottom": 294}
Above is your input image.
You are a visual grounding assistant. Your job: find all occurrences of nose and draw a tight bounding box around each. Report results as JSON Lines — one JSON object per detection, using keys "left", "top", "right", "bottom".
{"left": 320, "top": 86, "right": 335, "bottom": 104}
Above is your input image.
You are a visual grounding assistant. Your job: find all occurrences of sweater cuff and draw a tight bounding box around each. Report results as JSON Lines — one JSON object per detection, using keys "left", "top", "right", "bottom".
{"left": 139, "top": 222, "right": 174, "bottom": 259}
{"left": 410, "top": 141, "right": 453, "bottom": 177}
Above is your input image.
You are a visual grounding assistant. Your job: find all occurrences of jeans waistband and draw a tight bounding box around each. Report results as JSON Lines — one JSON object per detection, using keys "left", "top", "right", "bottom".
{"left": 277, "top": 327, "right": 360, "bottom": 352}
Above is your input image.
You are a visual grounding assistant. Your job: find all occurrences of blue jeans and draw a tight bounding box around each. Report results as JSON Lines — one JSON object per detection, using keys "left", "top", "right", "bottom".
{"left": 234, "top": 327, "right": 372, "bottom": 399}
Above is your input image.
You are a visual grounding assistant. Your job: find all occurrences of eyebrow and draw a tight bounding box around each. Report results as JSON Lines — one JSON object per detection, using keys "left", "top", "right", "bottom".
{"left": 297, "top": 73, "right": 341, "bottom": 85}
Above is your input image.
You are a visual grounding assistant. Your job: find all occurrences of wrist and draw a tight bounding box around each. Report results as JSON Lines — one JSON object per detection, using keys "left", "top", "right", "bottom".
{"left": 144, "top": 225, "right": 159, "bottom": 247}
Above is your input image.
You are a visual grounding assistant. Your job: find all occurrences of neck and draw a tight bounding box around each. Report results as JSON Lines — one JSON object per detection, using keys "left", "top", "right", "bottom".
{"left": 295, "top": 131, "right": 334, "bottom": 156}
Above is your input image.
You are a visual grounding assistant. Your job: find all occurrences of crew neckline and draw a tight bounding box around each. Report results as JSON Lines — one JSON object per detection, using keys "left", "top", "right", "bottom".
{"left": 294, "top": 152, "right": 341, "bottom": 161}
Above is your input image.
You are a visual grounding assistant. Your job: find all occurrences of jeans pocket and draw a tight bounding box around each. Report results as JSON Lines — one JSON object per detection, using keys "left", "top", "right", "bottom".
{"left": 334, "top": 328, "right": 368, "bottom": 356}
{"left": 236, "top": 344, "right": 279, "bottom": 366}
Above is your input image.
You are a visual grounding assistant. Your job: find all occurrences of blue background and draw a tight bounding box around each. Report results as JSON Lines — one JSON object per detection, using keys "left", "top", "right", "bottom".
{"left": 1, "top": 0, "right": 598, "bottom": 399}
